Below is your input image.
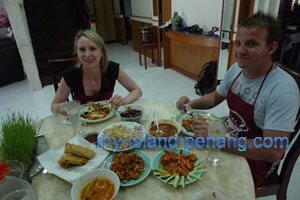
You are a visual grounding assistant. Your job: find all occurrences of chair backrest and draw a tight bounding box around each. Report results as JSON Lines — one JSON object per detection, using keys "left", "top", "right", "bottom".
{"left": 275, "top": 118, "right": 300, "bottom": 197}
{"left": 48, "top": 57, "right": 77, "bottom": 99}
{"left": 272, "top": 63, "right": 300, "bottom": 191}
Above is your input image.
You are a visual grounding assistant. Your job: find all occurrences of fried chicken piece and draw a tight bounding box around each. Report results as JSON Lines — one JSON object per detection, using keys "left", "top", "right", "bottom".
{"left": 111, "top": 152, "right": 145, "bottom": 181}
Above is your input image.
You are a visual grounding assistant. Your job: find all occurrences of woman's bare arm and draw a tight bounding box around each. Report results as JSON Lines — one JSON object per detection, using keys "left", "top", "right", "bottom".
{"left": 51, "top": 78, "right": 71, "bottom": 115}
{"left": 108, "top": 69, "right": 142, "bottom": 105}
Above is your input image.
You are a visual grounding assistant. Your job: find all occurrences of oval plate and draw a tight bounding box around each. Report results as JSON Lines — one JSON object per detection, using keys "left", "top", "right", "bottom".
{"left": 97, "top": 121, "right": 146, "bottom": 152}
{"left": 80, "top": 101, "right": 115, "bottom": 124}
{"left": 102, "top": 150, "right": 151, "bottom": 186}
{"left": 176, "top": 111, "right": 220, "bottom": 137}
{"left": 152, "top": 148, "right": 202, "bottom": 187}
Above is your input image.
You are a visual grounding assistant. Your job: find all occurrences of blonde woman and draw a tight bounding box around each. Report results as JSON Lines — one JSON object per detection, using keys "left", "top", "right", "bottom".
{"left": 51, "top": 30, "right": 142, "bottom": 115}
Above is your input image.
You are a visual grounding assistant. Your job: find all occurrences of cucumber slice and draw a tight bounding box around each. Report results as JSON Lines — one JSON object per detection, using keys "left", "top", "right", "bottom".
{"left": 173, "top": 175, "right": 180, "bottom": 188}
{"left": 180, "top": 176, "right": 185, "bottom": 188}
{"left": 165, "top": 175, "right": 175, "bottom": 183}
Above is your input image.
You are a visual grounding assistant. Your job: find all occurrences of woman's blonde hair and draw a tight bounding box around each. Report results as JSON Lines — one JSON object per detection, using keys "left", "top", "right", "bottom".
{"left": 74, "top": 30, "right": 108, "bottom": 73}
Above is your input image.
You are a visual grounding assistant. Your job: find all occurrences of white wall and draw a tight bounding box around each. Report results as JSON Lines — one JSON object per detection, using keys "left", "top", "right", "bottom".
{"left": 0, "top": 0, "right": 4, "bottom": 8}
{"left": 172, "top": 0, "right": 223, "bottom": 32}
{"left": 4, "top": 0, "right": 41, "bottom": 91}
{"left": 131, "top": 0, "right": 152, "bottom": 19}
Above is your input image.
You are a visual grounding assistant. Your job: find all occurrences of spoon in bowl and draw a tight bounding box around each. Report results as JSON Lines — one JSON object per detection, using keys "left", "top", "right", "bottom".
{"left": 153, "top": 112, "right": 163, "bottom": 136}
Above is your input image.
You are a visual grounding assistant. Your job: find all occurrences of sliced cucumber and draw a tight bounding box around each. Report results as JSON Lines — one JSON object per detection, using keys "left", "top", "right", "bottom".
{"left": 173, "top": 175, "right": 180, "bottom": 188}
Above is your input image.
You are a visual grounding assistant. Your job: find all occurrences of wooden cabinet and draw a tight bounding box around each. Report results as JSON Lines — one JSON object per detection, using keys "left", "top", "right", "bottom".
{"left": 85, "top": 0, "right": 116, "bottom": 42}
{"left": 164, "top": 31, "right": 220, "bottom": 80}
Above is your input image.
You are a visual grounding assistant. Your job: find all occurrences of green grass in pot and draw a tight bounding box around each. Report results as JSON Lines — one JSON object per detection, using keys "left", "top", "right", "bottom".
{"left": 0, "top": 112, "right": 40, "bottom": 169}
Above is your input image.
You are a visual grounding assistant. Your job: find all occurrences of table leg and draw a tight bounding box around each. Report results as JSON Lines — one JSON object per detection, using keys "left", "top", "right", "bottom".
{"left": 151, "top": 48, "right": 154, "bottom": 63}
{"left": 138, "top": 47, "right": 142, "bottom": 66}
{"left": 144, "top": 48, "right": 147, "bottom": 69}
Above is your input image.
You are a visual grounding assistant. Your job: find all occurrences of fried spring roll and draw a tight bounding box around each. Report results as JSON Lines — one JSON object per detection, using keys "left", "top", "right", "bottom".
{"left": 64, "top": 143, "right": 95, "bottom": 159}
{"left": 58, "top": 157, "right": 71, "bottom": 169}
{"left": 62, "top": 153, "right": 87, "bottom": 165}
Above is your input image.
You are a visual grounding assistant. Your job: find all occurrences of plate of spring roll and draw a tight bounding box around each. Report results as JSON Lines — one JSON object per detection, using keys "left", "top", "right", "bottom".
{"left": 37, "top": 135, "right": 109, "bottom": 183}
{"left": 152, "top": 148, "right": 206, "bottom": 188}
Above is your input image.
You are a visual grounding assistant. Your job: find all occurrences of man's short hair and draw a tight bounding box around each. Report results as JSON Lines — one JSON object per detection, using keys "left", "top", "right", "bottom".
{"left": 238, "top": 12, "right": 282, "bottom": 44}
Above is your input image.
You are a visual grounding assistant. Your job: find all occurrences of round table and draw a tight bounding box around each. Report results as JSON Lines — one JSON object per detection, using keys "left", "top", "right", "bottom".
{"left": 32, "top": 98, "right": 255, "bottom": 200}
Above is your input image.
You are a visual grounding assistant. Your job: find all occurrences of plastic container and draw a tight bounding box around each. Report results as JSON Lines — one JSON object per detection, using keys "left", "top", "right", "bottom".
{"left": 0, "top": 176, "right": 36, "bottom": 200}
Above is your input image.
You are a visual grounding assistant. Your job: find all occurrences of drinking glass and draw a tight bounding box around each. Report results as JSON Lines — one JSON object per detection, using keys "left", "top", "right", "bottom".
{"left": 193, "top": 110, "right": 220, "bottom": 167}
{"left": 6, "top": 160, "right": 24, "bottom": 178}
{"left": 0, "top": 176, "right": 37, "bottom": 200}
{"left": 206, "top": 126, "right": 222, "bottom": 167}
{"left": 64, "top": 100, "right": 82, "bottom": 135}
{"left": 206, "top": 147, "right": 221, "bottom": 167}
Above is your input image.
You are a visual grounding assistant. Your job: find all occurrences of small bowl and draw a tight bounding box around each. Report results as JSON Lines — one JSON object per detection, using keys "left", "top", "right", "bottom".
{"left": 71, "top": 169, "right": 120, "bottom": 200}
{"left": 146, "top": 119, "right": 182, "bottom": 138}
{"left": 116, "top": 105, "right": 144, "bottom": 121}
{"left": 82, "top": 132, "right": 98, "bottom": 144}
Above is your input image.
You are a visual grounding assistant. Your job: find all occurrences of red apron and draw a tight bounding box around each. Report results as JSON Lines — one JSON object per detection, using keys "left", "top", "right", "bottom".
{"left": 76, "top": 73, "right": 113, "bottom": 104}
{"left": 225, "top": 66, "right": 273, "bottom": 189}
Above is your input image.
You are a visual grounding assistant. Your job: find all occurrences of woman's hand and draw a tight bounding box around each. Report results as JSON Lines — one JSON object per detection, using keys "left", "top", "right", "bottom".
{"left": 176, "top": 96, "right": 191, "bottom": 110}
{"left": 108, "top": 95, "right": 126, "bottom": 106}
{"left": 193, "top": 119, "right": 209, "bottom": 138}
{"left": 58, "top": 102, "right": 68, "bottom": 116}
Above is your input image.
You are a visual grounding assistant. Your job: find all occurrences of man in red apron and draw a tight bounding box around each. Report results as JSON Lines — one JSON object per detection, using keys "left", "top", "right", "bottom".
{"left": 176, "top": 12, "right": 299, "bottom": 189}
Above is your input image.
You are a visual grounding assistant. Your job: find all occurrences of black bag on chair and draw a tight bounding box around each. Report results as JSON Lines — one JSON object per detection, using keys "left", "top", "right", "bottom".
{"left": 194, "top": 61, "right": 217, "bottom": 95}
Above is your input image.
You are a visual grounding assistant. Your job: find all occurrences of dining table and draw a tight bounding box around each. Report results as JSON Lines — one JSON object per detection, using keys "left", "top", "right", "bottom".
{"left": 32, "top": 98, "right": 255, "bottom": 200}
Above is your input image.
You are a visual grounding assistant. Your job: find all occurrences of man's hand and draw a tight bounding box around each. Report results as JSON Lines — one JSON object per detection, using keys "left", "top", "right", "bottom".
{"left": 176, "top": 96, "right": 191, "bottom": 110}
{"left": 193, "top": 119, "right": 209, "bottom": 138}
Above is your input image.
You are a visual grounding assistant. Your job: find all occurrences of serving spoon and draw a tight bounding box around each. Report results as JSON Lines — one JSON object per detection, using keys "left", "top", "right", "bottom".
{"left": 153, "top": 112, "right": 163, "bottom": 136}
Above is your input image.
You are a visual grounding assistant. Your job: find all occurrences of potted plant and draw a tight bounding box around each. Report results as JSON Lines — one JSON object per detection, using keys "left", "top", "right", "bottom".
{"left": 0, "top": 112, "right": 40, "bottom": 171}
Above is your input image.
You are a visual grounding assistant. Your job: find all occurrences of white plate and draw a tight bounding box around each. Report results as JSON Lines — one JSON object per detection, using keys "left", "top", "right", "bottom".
{"left": 37, "top": 135, "right": 109, "bottom": 184}
{"left": 80, "top": 100, "right": 115, "bottom": 123}
{"left": 97, "top": 121, "right": 146, "bottom": 152}
{"left": 176, "top": 111, "right": 221, "bottom": 137}
{"left": 192, "top": 190, "right": 227, "bottom": 200}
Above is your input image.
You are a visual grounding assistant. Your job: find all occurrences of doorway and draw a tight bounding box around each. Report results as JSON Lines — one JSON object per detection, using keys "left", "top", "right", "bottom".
{"left": 120, "top": 0, "right": 132, "bottom": 42}
{"left": 218, "top": 0, "right": 235, "bottom": 80}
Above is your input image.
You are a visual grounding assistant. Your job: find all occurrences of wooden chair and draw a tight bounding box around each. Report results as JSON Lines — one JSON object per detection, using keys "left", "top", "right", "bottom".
{"left": 138, "top": 42, "right": 160, "bottom": 69}
{"left": 48, "top": 57, "right": 77, "bottom": 99}
{"left": 255, "top": 63, "right": 300, "bottom": 200}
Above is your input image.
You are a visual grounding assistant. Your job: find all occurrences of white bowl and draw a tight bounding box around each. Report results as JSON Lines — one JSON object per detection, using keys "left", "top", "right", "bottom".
{"left": 192, "top": 190, "right": 227, "bottom": 200}
{"left": 146, "top": 119, "right": 182, "bottom": 138}
{"left": 71, "top": 169, "right": 120, "bottom": 200}
{"left": 116, "top": 104, "right": 144, "bottom": 121}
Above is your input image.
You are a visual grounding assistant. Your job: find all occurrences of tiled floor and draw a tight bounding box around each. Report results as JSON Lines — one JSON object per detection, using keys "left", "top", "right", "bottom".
{"left": 0, "top": 43, "right": 299, "bottom": 199}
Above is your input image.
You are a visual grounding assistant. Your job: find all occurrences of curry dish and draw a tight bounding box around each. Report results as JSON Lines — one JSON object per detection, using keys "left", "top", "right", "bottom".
{"left": 80, "top": 177, "right": 115, "bottom": 200}
{"left": 149, "top": 123, "right": 178, "bottom": 137}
